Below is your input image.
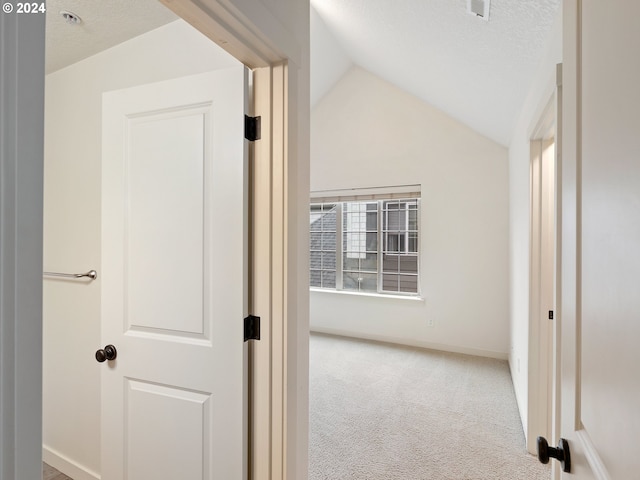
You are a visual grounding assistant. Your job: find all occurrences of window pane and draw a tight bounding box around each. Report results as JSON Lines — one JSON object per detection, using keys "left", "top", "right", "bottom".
{"left": 359, "top": 273, "right": 377, "bottom": 292}
{"left": 408, "top": 232, "right": 418, "bottom": 253}
{"left": 385, "top": 233, "right": 402, "bottom": 252}
{"left": 382, "top": 255, "right": 399, "bottom": 273}
{"left": 342, "top": 272, "right": 360, "bottom": 291}
{"left": 382, "top": 274, "right": 398, "bottom": 292}
{"left": 343, "top": 255, "right": 360, "bottom": 270}
{"left": 310, "top": 270, "right": 321, "bottom": 287}
{"left": 383, "top": 274, "right": 418, "bottom": 294}
{"left": 408, "top": 209, "right": 418, "bottom": 231}
{"left": 360, "top": 253, "right": 377, "bottom": 271}
{"left": 399, "top": 275, "right": 418, "bottom": 293}
{"left": 366, "top": 211, "right": 377, "bottom": 230}
{"left": 344, "top": 232, "right": 365, "bottom": 253}
{"left": 310, "top": 251, "right": 321, "bottom": 269}
{"left": 322, "top": 252, "right": 336, "bottom": 270}
{"left": 322, "top": 232, "right": 336, "bottom": 250}
{"left": 321, "top": 206, "right": 337, "bottom": 231}
{"left": 343, "top": 272, "right": 377, "bottom": 292}
{"left": 310, "top": 232, "right": 322, "bottom": 250}
{"left": 400, "top": 255, "right": 418, "bottom": 273}
{"left": 310, "top": 205, "right": 323, "bottom": 231}
{"left": 366, "top": 232, "right": 377, "bottom": 251}
{"left": 322, "top": 270, "right": 336, "bottom": 288}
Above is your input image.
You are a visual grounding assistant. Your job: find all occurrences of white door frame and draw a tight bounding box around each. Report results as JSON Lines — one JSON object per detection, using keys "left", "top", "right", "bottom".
{"left": 0, "top": 2, "right": 309, "bottom": 479}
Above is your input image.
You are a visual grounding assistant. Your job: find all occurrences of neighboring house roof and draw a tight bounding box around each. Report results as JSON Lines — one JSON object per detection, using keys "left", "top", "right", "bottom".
{"left": 310, "top": 206, "right": 337, "bottom": 251}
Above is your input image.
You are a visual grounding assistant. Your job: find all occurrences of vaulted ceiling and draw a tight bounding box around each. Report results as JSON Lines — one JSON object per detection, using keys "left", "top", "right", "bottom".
{"left": 310, "top": 0, "right": 562, "bottom": 146}
{"left": 46, "top": 0, "right": 561, "bottom": 147}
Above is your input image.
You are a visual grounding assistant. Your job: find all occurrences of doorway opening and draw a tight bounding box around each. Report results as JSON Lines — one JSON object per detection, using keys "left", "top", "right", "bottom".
{"left": 527, "top": 92, "right": 558, "bottom": 457}
{"left": 42, "top": 6, "right": 244, "bottom": 478}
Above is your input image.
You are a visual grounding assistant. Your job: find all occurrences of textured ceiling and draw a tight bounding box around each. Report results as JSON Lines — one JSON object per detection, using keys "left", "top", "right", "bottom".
{"left": 46, "top": 0, "right": 178, "bottom": 73}
{"left": 311, "top": 0, "right": 561, "bottom": 146}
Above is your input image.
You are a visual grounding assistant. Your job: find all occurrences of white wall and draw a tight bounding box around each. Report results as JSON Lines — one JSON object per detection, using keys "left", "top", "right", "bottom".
{"left": 43, "top": 20, "right": 239, "bottom": 478}
{"left": 507, "top": 8, "right": 562, "bottom": 440}
{"left": 310, "top": 66, "right": 510, "bottom": 359}
{"left": 310, "top": 6, "right": 352, "bottom": 107}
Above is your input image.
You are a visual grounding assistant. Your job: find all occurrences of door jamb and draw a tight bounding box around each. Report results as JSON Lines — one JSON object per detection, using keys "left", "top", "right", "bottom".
{"left": 528, "top": 90, "right": 560, "bottom": 458}
{"left": 156, "top": 3, "right": 300, "bottom": 479}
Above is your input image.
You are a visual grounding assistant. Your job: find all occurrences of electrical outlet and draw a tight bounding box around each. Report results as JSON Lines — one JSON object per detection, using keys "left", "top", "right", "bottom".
{"left": 427, "top": 317, "right": 434, "bottom": 327}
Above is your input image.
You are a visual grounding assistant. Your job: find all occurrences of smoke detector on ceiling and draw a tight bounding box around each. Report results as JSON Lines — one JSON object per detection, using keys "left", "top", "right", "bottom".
{"left": 467, "top": 0, "right": 491, "bottom": 21}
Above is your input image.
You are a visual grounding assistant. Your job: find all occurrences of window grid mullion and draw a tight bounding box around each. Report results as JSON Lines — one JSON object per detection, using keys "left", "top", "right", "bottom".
{"left": 416, "top": 199, "right": 421, "bottom": 295}
{"left": 336, "top": 203, "right": 343, "bottom": 290}
{"left": 404, "top": 203, "right": 410, "bottom": 253}
{"left": 377, "top": 200, "right": 383, "bottom": 294}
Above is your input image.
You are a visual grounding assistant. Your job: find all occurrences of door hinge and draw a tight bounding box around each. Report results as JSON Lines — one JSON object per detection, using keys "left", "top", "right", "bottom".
{"left": 244, "top": 115, "right": 261, "bottom": 141}
{"left": 244, "top": 315, "right": 261, "bottom": 342}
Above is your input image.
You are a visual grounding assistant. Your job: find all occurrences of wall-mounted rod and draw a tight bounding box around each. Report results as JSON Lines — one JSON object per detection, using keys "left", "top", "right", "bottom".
{"left": 43, "top": 270, "right": 98, "bottom": 281}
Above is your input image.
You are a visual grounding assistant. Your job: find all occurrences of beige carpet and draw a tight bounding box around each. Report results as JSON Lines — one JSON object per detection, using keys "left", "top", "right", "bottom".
{"left": 309, "top": 333, "right": 550, "bottom": 480}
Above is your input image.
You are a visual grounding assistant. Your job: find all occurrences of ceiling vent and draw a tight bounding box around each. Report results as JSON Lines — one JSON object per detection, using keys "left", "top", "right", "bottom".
{"left": 467, "top": 0, "right": 490, "bottom": 21}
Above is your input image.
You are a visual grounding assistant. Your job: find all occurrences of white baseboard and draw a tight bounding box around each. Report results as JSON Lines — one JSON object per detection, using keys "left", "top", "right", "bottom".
{"left": 43, "top": 445, "right": 100, "bottom": 480}
{"left": 310, "top": 326, "right": 509, "bottom": 360}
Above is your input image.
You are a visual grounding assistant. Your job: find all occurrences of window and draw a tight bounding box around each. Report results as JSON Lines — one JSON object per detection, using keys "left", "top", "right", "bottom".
{"left": 310, "top": 191, "right": 420, "bottom": 296}
{"left": 382, "top": 200, "right": 419, "bottom": 293}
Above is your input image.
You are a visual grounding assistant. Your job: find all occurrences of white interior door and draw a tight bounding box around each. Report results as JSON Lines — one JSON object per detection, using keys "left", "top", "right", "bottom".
{"left": 101, "top": 67, "right": 248, "bottom": 480}
{"left": 558, "top": 0, "right": 640, "bottom": 478}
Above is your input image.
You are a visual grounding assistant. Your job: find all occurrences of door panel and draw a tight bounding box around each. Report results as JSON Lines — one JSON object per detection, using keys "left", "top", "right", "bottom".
{"left": 102, "top": 67, "right": 248, "bottom": 480}
{"left": 127, "top": 108, "right": 208, "bottom": 337}
{"left": 560, "top": 0, "right": 640, "bottom": 478}
{"left": 126, "top": 380, "right": 211, "bottom": 479}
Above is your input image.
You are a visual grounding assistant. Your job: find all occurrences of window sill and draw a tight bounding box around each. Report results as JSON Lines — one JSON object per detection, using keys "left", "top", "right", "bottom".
{"left": 309, "top": 287, "right": 425, "bottom": 302}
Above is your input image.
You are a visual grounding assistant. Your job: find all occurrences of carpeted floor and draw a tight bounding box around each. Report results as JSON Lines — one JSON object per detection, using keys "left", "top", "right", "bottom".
{"left": 309, "top": 333, "right": 550, "bottom": 480}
